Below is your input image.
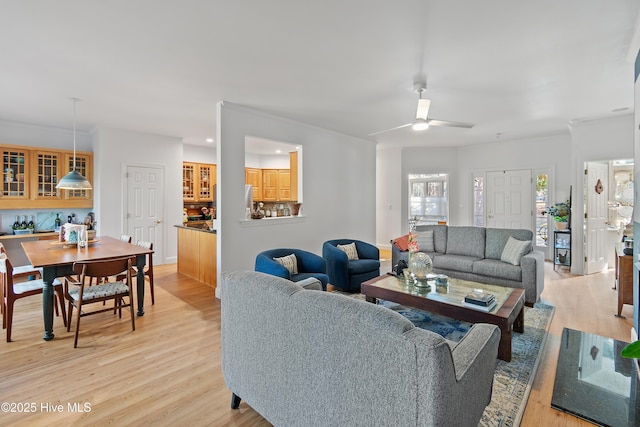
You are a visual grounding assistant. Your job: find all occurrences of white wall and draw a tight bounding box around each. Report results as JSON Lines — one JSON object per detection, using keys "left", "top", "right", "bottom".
{"left": 183, "top": 144, "right": 216, "bottom": 163}
{"left": 0, "top": 119, "right": 92, "bottom": 151}
{"left": 376, "top": 147, "right": 402, "bottom": 248}
{"left": 217, "top": 102, "right": 377, "bottom": 293}
{"left": 93, "top": 127, "right": 183, "bottom": 264}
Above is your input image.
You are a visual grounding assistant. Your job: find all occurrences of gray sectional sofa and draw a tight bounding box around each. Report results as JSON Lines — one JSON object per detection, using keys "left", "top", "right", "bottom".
{"left": 221, "top": 270, "right": 501, "bottom": 427}
{"left": 392, "top": 225, "right": 544, "bottom": 305}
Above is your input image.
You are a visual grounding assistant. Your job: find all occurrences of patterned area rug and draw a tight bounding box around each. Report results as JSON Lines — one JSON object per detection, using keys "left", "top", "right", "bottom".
{"left": 341, "top": 293, "right": 554, "bottom": 427}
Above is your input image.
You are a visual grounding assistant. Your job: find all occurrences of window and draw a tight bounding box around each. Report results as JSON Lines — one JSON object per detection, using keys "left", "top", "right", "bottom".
{"left": 409, "top": 173, "right": 448, "bottom": 225}
{"left": 535, "top": 173, "right": 549, "bottom": 247}
{"left": 473, "top": 175, "right": 484, "bottom": 227}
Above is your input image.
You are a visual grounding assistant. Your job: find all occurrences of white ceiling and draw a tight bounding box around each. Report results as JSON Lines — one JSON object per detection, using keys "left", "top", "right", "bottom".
{"left": 1, "top": 1, "right": 639, "bottom": 149}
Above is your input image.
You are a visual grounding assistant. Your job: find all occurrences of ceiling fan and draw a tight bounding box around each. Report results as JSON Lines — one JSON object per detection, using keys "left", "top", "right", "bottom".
{"left": 369, "top": 83, "right": 475, "bottom": 136}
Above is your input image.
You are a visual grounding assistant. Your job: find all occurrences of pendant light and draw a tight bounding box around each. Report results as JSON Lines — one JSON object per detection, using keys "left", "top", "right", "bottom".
{"left": 56, "top": 98, "right": 92, "bottom": 190}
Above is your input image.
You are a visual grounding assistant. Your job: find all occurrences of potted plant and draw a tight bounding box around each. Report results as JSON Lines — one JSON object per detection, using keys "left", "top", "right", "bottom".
{"left": 547, "top": 200, "right": 570, "bottom": 230}
{"left": 622, "top": 340, "right": 640, "bottom": 359}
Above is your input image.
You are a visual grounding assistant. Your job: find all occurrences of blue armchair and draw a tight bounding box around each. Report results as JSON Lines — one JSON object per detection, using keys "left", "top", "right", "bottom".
{"left": 322, "top": 239, "right": 380, "bottom": 293}
{"left": 255, "top": 248, "right": 329, "bottom": 291}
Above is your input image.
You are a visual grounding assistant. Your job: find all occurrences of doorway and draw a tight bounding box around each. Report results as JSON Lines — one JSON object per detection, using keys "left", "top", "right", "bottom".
{"left": 583, "top": 159, "right": 634, "bottom": 274}
{"left": 124, "top": 164, "right": 164, "bottom": 264}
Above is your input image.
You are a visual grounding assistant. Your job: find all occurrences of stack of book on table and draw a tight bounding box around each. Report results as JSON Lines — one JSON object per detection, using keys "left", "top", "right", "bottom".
{"left": 463, "top": 290, "right": 496, "bottom": 312}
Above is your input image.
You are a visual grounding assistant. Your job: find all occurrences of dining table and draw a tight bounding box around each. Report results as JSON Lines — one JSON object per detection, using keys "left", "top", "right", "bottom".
{"left": 21, "top": 235, "right": 154, "bottom": 341}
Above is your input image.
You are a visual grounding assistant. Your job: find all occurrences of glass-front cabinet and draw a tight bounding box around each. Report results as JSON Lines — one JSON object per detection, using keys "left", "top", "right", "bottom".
{"left": 33, "top": 150, "right": 61, "bottom": 200}
{"left": 182, "top": 162, "right": 215, "bottom": 202}
{"left": 0, "top": 144, "right": 93, "bottom": 208}
{"left": 2, "top": 148, "right": 29, "bottom": 199}
{"left": 63, "top": 152, "right": 92, "bottom": 200}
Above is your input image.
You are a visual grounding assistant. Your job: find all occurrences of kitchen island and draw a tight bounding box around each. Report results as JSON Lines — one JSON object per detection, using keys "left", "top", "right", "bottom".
{"left": 175, "top": 225, "right": 217, "bottom": 290}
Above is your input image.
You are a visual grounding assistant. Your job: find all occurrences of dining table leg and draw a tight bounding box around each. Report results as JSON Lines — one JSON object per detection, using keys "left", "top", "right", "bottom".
{"left": 136, "top": 254, "right": 146, "bottom": 316}
{"left": 42, "top": 267, "right": 56, "bottom": 341}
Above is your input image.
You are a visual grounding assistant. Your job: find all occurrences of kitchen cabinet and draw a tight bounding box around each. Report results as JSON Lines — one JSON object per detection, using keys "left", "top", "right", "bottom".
{"left": 1, "top": 144, "right": 93, "bottom": 208}
{"left": 32, "top": 149, "right": 61, "bottom": 201}
{"left": 290, "top": 150, "right": 298, "bottom": 202}
{"left": 183, "top": 162, "right": 216, "bottom": 202}
{"left": 2, "top": 147, "right": 29, "bottom": 200}
{"left": 245, "top": 167, "right": 262, "bottom": 201}
{"left": 245, "top": 150, "right": 299, "bottom": 203}
{"left": 262, "top": 169, "right": 291, "bottom": 202}
{"left": 62, "top": 152, "right": 93, "bottom": 201}
{"left": 177, "top": 226, "right": 217, "bottom": 290}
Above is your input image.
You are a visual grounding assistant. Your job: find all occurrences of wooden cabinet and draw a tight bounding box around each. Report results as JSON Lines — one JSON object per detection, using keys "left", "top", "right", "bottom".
{"left": 262, "top": 169, "right": 291, "bottom": 201}
{"left": 290, "top": 150, "right": 298, "bottom": 202}
{"left": 245, "top": 150, "right": 299, "bottom": 203}
{"left": 245, "top": 168, "right": 262, "bottom": 201}
{"left": 2, "top": 147, "right": 29, "bottom": 200}
{"left": 1, "top": 144, "right": 93, "bottom": 208}
{"left": 615, "top": 243, "right": 633, "bottom": 317}
{"left": 183, "top": 162, "right": 216, "bottom": 202}
{"left": 177, "top": 227, "right": 217, "bottom": 290}
{"left": 32, "top": 149, "right": 61, "bottom": 201}
{"left": 62, "top": 152, "right": 93, "bottom": 201}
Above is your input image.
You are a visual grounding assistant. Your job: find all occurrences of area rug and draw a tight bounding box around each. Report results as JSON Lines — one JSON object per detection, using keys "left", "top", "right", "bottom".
{"left": 341, "top": 293, "right": 554, "bottom": 427}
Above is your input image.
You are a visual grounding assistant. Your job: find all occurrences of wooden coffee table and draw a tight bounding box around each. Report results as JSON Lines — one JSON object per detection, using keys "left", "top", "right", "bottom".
{"left": 361, "top": 274, "right": 525, "bottom": 361}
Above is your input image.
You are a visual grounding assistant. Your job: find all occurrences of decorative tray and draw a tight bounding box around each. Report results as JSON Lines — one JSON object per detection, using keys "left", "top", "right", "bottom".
{"left": 50, "top": 239, "right": 100, "bottom": 247}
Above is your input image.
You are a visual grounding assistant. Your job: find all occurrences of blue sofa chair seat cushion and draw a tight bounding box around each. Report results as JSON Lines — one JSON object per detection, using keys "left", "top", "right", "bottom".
{"left": 348, "top": 259, "right": 380, "bottom": 275}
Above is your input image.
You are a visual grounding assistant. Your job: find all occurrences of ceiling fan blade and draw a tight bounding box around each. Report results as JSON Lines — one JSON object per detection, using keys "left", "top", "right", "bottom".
{"left": 416, "top": 98, "right": 431, "bottom": 120}
{"left": 427, "top": 118, "right": 475, "bottom": 128}
{"left": 368, "top": 122, "right": 412, "bottom": 136}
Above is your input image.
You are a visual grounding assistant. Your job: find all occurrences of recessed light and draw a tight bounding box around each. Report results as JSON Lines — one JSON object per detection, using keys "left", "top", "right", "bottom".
{"left": 206, "top": 138, "right": 214, "bottom": 143}
{"left": 275, "top": 149, "right": 282, "bottom": 154}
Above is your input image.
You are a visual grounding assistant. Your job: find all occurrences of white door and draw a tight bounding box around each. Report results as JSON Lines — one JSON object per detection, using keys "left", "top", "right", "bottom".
{"left": 125, "top": 165, "right": 164, "bottom": 264}
{"left": 486, "top": 170, "right": 533, "bottom": 229}
{"left": 584, "top": 162, "right": 608, "bottom": 274}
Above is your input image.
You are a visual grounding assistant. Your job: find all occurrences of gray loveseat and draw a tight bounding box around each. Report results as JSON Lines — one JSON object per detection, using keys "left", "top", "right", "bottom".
{"left": 221, "top": 270, "right": 500, "bottom": 427}
{"left": 392, "top": 225, "right": 544, "bottom": 305}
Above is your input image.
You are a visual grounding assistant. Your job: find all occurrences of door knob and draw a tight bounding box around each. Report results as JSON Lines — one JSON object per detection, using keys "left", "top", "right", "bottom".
{"left": 156, "top": 220, "right": 162, "bottom": 224}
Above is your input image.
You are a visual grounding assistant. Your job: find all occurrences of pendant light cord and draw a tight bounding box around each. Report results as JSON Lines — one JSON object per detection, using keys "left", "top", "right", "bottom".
{"left": 71, "top": 97, "right": 80, "bottom": 172}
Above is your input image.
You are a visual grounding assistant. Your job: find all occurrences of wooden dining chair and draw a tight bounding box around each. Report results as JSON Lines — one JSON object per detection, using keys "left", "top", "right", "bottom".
{"left": 0, "top": 242, "right": 42, "bottom": 281}
{"left": 64, "top": 256, "right": 136, "bottom": 348}
{"left": 88, "top": 235, "right": 132, "bottom": 288}
{"left": 116, "top": 240, "right": 155, "bottom": 305}
{"left": 0, "top": 253, "right": 67, "bottom": 342}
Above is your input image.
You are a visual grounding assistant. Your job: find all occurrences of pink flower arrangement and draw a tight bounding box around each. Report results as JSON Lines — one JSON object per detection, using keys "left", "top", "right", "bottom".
{"left": 407, "top": 231, "right": 419, "bottom": 253}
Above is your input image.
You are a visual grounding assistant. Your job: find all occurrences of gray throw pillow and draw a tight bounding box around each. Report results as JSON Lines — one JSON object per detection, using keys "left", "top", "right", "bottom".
{"left": 415, "top": 230, "right": 435, "bottom": 252}
{"left": 500, "top": 236, "right": 531, "bottom": 266}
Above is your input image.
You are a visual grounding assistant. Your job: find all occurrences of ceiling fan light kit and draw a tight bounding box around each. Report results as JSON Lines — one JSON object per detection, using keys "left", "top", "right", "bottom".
{"left": 412, "top": 118, "right": 430, "bottom": 131}
{"left": 368, "top": 81, "right": 475, "bottom": 137}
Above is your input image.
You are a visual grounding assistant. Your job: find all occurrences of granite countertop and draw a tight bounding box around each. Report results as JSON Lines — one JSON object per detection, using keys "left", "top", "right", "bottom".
{"left": 174, "top": 224, "right": 216, "bottom": 234}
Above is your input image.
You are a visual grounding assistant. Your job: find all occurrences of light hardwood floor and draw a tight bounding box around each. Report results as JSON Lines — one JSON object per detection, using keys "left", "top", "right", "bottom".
{"left": 0, "top": 260, "right": 634, "bottom": 426}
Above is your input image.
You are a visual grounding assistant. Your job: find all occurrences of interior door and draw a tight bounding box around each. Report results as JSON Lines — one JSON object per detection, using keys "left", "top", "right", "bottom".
{"left": 584, "top": 161, "right": 608, "bottom": 274}
{"left": 486, "top": 169, "right": 533, "bottom": 229}
{"left": 125, "top": 165, "right": 164, "bottom": 264}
